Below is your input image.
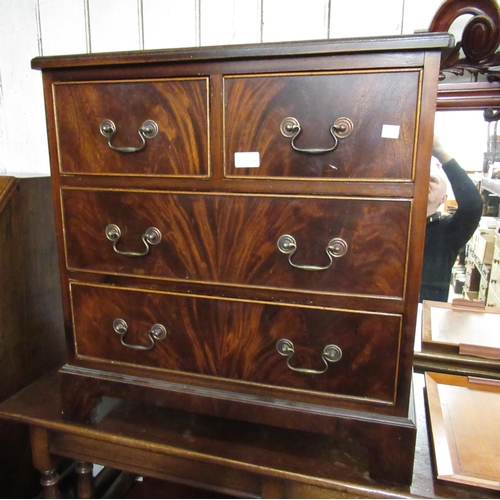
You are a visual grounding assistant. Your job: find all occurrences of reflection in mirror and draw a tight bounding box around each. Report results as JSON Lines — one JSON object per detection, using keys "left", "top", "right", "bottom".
{"left": 426, "top": 110, "right": 499, "bottom": 305}
{"left": 415, "top": 0, "right": 500, "bottom": 380}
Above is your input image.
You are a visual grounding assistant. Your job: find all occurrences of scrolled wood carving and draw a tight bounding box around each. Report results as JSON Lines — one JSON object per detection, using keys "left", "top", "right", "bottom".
{"left": 429, "top": 0, "right": 500, "bottom": 81}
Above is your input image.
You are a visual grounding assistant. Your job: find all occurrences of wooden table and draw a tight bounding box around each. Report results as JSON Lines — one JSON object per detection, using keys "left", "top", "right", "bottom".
{"left": 413, "top": 301, "right": 500, "bottom": 380}
{"left": 0, "top": 371, "right": 496, "bottom": 499}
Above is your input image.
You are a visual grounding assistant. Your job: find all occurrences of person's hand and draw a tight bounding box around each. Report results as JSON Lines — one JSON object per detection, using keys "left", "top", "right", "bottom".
{"left": 432, "top": 135, "right": 453, "bottom": 165}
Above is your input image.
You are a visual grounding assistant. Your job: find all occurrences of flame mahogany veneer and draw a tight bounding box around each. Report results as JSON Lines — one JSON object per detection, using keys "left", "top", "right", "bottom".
{"left": 32, "top": 33, "right": 453, "bottom": 486}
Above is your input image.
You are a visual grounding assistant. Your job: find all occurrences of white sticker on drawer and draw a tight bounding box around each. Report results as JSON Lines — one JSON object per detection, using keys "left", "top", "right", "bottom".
{"left": 235, "top": 152, "right": 260, "bottom": 168}
{"left": 381, "top": 124, "right": 400, "bottom": 139}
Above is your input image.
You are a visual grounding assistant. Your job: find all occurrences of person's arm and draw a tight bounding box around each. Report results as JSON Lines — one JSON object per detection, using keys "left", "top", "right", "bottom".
{"left": 439, "top": 154, "right": 483, "bottom": 250}
{"left": 441, "top": 159, "right": 483, "bottom": 218}
{"left": 433, "top": 135, "right": 483, "bottom": 225}
{"left": 432, "top": 135, "right": 453, "bottom": 165}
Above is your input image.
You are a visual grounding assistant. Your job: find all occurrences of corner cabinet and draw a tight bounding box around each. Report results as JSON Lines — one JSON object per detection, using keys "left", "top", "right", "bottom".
{"left": 32, "top": 34, "right": 452, "bottom": 486}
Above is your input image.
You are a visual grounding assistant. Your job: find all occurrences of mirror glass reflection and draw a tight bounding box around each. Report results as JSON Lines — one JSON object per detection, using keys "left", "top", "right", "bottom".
{"left": 430, "top": 110, "right": 499, "bottom": 305}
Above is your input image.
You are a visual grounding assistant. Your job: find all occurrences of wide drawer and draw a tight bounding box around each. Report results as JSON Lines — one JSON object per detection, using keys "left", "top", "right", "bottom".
{"left": 71, "top": 283, "right": 402, "bottom": 404}
{"left": 61, "top": 189, "right": 410, "bottom": 298}
{"left": 53, "top": 79, "right": 209, "bottom": 176}
{"left": 224, "top": 70, "right": 420, "bottom": 180}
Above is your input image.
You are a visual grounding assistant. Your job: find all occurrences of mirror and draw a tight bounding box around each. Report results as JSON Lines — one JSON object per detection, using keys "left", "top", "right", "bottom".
{"left": 431, "top": 108, "right": 498, "bottom": 304}
{"left": 414, "top": 0, "right": 500, "bottom": 377}
{"left": 423, "top": 0, "right": 500, "bottom": 306}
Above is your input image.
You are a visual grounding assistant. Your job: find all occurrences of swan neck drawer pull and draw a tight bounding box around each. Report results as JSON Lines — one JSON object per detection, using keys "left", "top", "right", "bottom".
{"left": 280, "top": 116, "right": 353, "bottom": 155}
{"left": 277, "top": 234, "right": 348, "bottom": 271}
{"left": 105, "top": 224, "right": 161, "bottom": 257}
{"left": 113, "top": 318, "right": 168, "bottom": 351}
{"left": 276, "top": 339, "right": 342, "bottom": 374}
{"left": 100, "top": 119, "right": 159, "bottom": 153}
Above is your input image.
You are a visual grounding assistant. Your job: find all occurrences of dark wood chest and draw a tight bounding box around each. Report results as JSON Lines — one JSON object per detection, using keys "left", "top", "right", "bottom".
{"left": 32, "top": 33, "right": 452, "bottom": 485}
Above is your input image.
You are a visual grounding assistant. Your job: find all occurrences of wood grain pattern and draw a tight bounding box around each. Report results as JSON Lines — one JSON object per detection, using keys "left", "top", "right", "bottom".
{"left": 0, "top": 176, "right": 66, "bottom": 498}
{"left": 61, "top": 189, "right": 410, "bottom": 298}
{"left": 31, "top": 35, "right": 452, "bottom": 485}
{"left": 53, "top": 79, "right": 209, "bottom": 176}
{"left": 224, "top": 71, "right": 420, "bottom": 180}
{"left": 31, "top": 34, "right": 453, "bottom": 69}
{"left": 0, "top": 372, "right": 399, "bottom": 497}
{"left": 3, "top": 371, "right": 499, "bottom": 497}
{"left": 0, "top": 177, "right": 65, "bottom": 402}
{"left": 71, "top": 283, "right": 402, "bottom": 404}
{"left": 425, "top": 372, "right": 500, "bottom": 491}
{"left": 422, "top": 300, "right": 500, "bottom": 351}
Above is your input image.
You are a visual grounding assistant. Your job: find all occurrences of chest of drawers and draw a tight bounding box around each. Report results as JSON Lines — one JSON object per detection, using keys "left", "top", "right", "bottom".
{"left": 33, "top": 33, "right": 452, "bottom": 486}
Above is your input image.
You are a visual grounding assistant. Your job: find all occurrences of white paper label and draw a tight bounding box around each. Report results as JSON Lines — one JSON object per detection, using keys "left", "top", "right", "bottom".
{"left": 235, "top": 152, "right": 260, "bottom": 168}
{"left": 381, "top": 124, "right": 400, "bottom": 139}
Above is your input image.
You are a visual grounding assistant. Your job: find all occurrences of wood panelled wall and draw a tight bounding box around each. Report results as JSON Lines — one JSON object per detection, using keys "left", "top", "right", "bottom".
{"left": 0, "top": 0, "right": 444, "bottom": 176}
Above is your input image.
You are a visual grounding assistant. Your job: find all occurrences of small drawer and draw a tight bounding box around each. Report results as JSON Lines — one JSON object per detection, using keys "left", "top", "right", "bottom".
{"left": 61, "top": 189, "right": 410, "bottom": 299}
{"left": 223, "top": 70, "right": 420, "bottom": 181}
{"left": 53, "top": 78, "right": 209, "bottom": 177}
{"left": 71, "top": 283, "right": 403, "bottom": 404}
{"left": 474, "top": 233, "right": 495, "bottom": 265}
{"left": 487, "top": 286, "right": 500, "bottom": 308}
{"left": 493, "top": 241, "right": 500, "bottom": 267}
{"left": 488, "top": 261, "right": 500, "bottom": 302}
{"left": 479, "top": 276, "right": 489, "bottom": 302}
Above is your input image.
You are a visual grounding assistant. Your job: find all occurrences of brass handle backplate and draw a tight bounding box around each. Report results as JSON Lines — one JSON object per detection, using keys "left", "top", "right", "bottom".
{"left": 277, "top": 234, "right": 348, "bottom": 271}
{"left": 105, "top": 224, "right": 161, "bottom": 257}
{"left": 100, "top": 119, "right": 159, "bottom": 153}
{"left": 113, "top": 318, "right": 167, "bottom": 351}
{"left": 276, "top": 338, "right": 342, "bottom": 374}
{"left": 280, "top": 116, "right": 353, "bottom": 154}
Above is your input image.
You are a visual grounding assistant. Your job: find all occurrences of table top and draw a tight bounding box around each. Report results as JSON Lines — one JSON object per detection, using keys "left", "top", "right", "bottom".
{"left": 0, "top": 371, "right": 496, "bottom": 499}
{"left": 414, "top": 302, "right": 500, "bottom": 380}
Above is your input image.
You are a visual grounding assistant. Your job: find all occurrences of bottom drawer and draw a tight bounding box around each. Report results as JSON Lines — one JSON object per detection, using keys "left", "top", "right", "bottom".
{"left": 71, "top": 283, "right": 402, "bottom": 405}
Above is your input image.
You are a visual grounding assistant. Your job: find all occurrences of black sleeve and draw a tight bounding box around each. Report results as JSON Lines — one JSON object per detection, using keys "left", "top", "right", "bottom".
{"left": 441, "top": 158, "right": 483, "bottom": 251}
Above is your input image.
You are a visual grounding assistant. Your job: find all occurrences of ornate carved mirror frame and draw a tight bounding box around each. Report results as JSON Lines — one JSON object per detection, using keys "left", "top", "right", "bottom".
{"left": 432, "top": 0, "right": 500, "bottom": 202}
{"left": 431, "top": 0, "right": 500, "bottom": 110}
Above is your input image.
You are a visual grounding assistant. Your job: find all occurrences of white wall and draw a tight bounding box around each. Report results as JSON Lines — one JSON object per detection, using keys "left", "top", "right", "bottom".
{"left": 0, "top": 0, "right": 445, "bottom": 176}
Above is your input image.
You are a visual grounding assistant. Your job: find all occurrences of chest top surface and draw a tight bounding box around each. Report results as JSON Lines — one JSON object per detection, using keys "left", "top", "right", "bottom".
{"left": 32, "top": 33, "right": 453, "bottom": 69}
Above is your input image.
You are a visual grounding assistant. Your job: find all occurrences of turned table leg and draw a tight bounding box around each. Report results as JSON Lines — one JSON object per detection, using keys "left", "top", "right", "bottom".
{"left": 29, "top": 426, "right": 61, "bottom": 499}
{"left": 76, "top": 461, "right": 95, "bottom": 498}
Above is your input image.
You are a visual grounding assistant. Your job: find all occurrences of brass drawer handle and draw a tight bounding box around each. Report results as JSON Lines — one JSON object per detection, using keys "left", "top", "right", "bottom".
{"left": 277, "top": 234, "right": 348, "bottom": 271}
{"left": 280, "top": 116, "right": 353, "bottom": 154}
{"left": 276, "top": 339, "right": 342, "bottom": 374}
{"left": 100, "top": 119, "right": 159, "bottom": 153}
{"left": 113, "top": 318, "right": 167, "bottom": 351}
{"left": 105, "top": 224, "right": 161, "bottom": 257}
